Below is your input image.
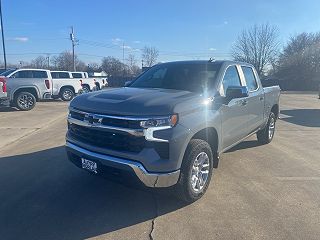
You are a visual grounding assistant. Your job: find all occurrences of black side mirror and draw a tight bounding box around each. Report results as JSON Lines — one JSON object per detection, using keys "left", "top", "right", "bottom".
{"left": 226, "top": 86, "right": 249, "bottom": 101}
{"left": 124, "top": 81, "right": 132, "bottom": 87}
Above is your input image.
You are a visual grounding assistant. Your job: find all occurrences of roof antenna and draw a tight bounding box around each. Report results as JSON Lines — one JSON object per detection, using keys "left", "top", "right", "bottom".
{"left": 208, "top": 57, "right": 215, "bottom": 62}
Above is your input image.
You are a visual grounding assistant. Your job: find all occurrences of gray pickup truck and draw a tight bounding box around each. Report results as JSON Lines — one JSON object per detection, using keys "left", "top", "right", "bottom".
{"left": 66, "top": 60, "right": 280, "bottom": 202}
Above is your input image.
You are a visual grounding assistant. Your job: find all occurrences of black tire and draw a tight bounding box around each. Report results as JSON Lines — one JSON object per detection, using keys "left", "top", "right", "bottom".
{"left": 82, "top": 85, "right": 90, "bottom": 93}
{"left": 175, "top": 139, "right": 214, "bottom": 203}
{"left": 14, "top": 91, "right": 36, "bottom": 111}
{"left": 60, "top": 87, "right": 75, "bottom": 101}
{"left": 257, "top": 112, "right": 276, "bottom": 144}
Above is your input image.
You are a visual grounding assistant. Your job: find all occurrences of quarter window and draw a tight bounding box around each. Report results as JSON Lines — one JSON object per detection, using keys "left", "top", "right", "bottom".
{"left": 242, "top": 66, "right": 258, "bottom": 91}
{"left": 222, "top": 66, "right": 242, "bottom": 94}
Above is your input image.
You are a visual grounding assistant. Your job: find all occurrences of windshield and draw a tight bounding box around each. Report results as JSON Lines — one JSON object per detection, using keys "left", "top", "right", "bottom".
{"left": 0, "top": 69, "right": 16, "bottom": 77}
{"left": 130, "top": 63, "right": 221, "bottom": 92}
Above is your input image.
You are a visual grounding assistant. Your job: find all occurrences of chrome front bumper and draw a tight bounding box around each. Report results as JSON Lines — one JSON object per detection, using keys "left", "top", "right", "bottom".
{"left": 66, "top": 142, "right": 180, "bottom": 188}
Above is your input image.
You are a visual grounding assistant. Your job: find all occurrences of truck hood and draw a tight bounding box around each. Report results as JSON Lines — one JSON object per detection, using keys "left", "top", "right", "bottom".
{"left": 70, "top": 87, "right": 204, "bottom": 116}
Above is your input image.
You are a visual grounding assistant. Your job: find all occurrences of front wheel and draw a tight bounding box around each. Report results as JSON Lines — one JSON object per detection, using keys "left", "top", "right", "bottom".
{"left": 257, "top": 112, "right": 276, "bottom": 144}
{"left": 60, "top": 88, "right": 74, "bottom": 101}
{"left": 15, "top": 92, "right": 36, "bottom": 111}
{"left": 175, "top": 139, "right": 214, "bottom": 203}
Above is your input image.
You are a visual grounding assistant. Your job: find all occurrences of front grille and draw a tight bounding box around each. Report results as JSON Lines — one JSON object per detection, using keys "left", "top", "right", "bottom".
{"left": 69, "top": 110, "right": 143, "bottom": 129}
{"left": 69, "top": 124, "right": 146, "bottom": 153}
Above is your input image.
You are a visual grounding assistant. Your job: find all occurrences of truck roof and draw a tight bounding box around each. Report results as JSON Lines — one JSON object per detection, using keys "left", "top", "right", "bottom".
{"left": 159, "top": 60, "right": 254, "bottom": 67}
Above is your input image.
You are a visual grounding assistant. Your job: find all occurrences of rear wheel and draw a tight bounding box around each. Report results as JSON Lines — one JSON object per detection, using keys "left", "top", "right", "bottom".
{"left": 257, "top": 112, "right": 276, "bottom": 144}
{"left": 82, "top": 85, "right": 90, "bottom": 93}
{"left": 175, "top": 139, "right": 214, "bottom": 203}
{"left": 15, "top": 92, "right": 36, "bottom": 111}
{"left": 60, "top": 88, "right": 74, "bottom": 101}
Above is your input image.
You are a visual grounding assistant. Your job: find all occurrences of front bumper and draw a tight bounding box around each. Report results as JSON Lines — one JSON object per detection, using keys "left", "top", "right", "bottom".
{"left": 66, "top": 141, "right": 180, "bottom": 188}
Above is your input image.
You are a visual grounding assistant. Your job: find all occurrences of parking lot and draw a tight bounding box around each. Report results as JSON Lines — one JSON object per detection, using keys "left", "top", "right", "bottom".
{"left": 0, "top": 93, "right": 319, "bottom": 240}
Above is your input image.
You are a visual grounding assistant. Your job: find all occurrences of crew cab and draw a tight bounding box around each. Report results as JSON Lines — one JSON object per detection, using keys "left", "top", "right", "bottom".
{"left": 66, "top": 60, "right": 280, "bottom": 202}
{"left": 50, "top": 71, "right": 83, "bottom": 101}
{"left": 2, "top": 69, "right": 53, "bottom": 110}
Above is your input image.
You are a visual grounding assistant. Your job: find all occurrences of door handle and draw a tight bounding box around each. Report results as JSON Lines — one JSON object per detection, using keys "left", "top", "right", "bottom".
{"left": 259, "top": 96, "right": 264, "bottom": 101}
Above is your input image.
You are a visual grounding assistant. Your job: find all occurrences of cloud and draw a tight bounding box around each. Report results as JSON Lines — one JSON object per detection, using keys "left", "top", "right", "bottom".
{"left": 8, "top": 37, "right": 29, "bottom": 42}
{"left": 111, "top": 38, "right": 123, "bottom": 45}
{"left": 209, "top": 48, "right": 217, "bottom": 51}
{"left": 133, "top": 40, "right": 141, "bottom": 44}
{"left": 123, "top": 45, "right": 131, "bottom": 49}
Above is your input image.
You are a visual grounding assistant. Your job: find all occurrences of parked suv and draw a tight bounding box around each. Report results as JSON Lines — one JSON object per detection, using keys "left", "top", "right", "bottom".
{"left": 66, "top": 60, "right": 280, "bottom": 202}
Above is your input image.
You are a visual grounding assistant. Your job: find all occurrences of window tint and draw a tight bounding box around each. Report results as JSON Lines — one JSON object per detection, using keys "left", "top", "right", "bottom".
{"left": 72, "top": 73, "right": 82, "bottom": 78}
{"left": 59, "top": 72, "right": 70, "bottom": 78}
{"left": 242, "top": 66, "right": 258, "bottom": 91}
{"left": 11, "top": 70, "right": 32, "bottom": 78}
{"left": 222, "top": 66, "right": 241, "bottom": 94}
{"left": 32, "top": 71, "right": 48, "bottom": 78}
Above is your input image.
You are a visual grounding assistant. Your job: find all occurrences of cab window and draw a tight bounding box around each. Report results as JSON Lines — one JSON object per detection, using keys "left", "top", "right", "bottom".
{"left": 221, "top": 66, "right": 242, "bottom": 94}
{"left": 242, "top": 66, "right": 258, "bottom": 91}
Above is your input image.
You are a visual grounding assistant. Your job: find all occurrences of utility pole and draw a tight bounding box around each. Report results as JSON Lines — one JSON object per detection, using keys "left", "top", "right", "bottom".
{"left": 0, "top": 0, "right": 7, "bottom": 70}
{"left": 122, "top": 42, "right": 125, "bottom": 77}
{"left": 70, "top": 26, "right": 76, "bottom": 71}
{"left": 46, "top": 54, "right": 50, "bottom": 69}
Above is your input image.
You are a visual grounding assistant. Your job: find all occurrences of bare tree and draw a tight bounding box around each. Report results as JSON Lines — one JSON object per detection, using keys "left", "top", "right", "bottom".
{"left": 50, "top": 51, "right": 85, "bottom": 71}
{"left": 141, "top": 46, "right": 159, "bottom": 67}
{"left": 231, "top": 24, "right": 279, "bottom": 76}
{"left": 274, "top": 32, "right": 320, "bottom": 90}
{"left": 29, "top": 56, "right": 48, "bottom": 69}
{"left": 101, "top": 56, "right": 127, "bottom": 77}
{"left": 126, "top": 54, "right": 141, "bottom": 76}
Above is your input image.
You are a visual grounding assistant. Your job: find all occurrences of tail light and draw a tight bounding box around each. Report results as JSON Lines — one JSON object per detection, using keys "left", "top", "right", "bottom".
{"left": 45, "top": 79, "right": 50, "bottom": 89}
{"left": 0, "top": 77, "right": 7, "bottom": 93}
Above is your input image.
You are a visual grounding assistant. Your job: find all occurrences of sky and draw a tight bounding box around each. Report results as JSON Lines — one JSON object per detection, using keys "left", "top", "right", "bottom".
{"left": 2, "top": 0, "right": 320, "bottom": 66}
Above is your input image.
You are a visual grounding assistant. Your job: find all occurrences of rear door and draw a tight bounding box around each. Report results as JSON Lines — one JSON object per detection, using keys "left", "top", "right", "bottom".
{"left": 220, "top": 65, "right": 249, "bottom": 150}
{"left": 240, "top": 66, "right": 264, "bottom": 133}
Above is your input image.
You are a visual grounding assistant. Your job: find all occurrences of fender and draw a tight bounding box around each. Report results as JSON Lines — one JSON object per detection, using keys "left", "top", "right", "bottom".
{"left": 10, "top": 85, "right": 40, "bottom": 101}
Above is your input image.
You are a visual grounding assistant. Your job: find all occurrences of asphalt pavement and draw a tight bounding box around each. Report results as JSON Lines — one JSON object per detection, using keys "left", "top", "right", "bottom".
{"left": 0, "top": 93, "right": 319, "bottom": 240}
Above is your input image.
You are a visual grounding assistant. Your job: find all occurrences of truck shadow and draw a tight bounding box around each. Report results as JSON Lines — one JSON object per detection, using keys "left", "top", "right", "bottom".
{"left": 0, "top": 106, "right": 18, "bottom": 112}
{"left": 0, "top": 146, "right": 187, "bottom": 240}
{"left": 226, "top": 140, "right": 260, "bottom": 153}
{"left": 280, "top": 109, "right": 320, "bottom": 128}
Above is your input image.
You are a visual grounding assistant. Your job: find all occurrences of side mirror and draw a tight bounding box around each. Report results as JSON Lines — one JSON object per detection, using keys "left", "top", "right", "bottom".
{"left": 124, "top": 81, "right": 132, "bottom": 87}
{"left": 226, "top": 86, "right": 248, "bottom": 100}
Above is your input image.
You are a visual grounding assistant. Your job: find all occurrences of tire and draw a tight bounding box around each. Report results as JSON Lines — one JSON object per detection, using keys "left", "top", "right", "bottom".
{"left": 257, "top": 112, "right": 276, "bottom": 144}
{"left": 82, "top": 85, "right": 90, "bottom": 93}
{"left": 175, "top": 139, "right": 214, "bottom": 203}
{"left": 15, "top": 92, "right": 36, "bottom": 111}
{"left": 60, "top": 87, "right": 75, "bottom": 101}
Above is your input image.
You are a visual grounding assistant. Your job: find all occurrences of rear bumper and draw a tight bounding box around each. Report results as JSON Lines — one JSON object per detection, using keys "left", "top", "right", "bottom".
{"left": 0, "top": 97, "right": 9, "bottom": 106}
{"left": 66, "top": 141, "right": 180, "bottom": 188}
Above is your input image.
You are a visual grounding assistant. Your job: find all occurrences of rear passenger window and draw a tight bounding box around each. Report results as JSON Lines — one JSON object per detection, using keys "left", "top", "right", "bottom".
{"left": 72, "top": 73, "right": 82, "bottom": 78}
{"left": 222, "top": 66, "right": 241, "bottom": 94}
{"left": 242, "top": 66, "right": 258, "bottom": 91}
{"left": 59, "top": 72, "right": 70, "bottom": 78}
{"left": 32, "top": 71, "right": 48, "bottom": 78}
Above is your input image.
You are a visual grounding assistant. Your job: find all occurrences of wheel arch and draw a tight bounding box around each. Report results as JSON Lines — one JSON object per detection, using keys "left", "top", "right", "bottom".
{"left": 271, "top": 104, "right": 279, "bottom": 119}
{"left": 12, "top": 87, "right": 39, "bottom": 101}
{"left": 188, "top": 127, "right": 219, "bottom": 168}
{"left": 59, "top": 85, "right": 75, "bottom": 94}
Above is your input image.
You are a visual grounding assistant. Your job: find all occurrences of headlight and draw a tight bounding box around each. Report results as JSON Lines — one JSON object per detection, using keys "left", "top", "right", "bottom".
{"left": 140, "top": 114, "right": 178, "bottom": 128}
